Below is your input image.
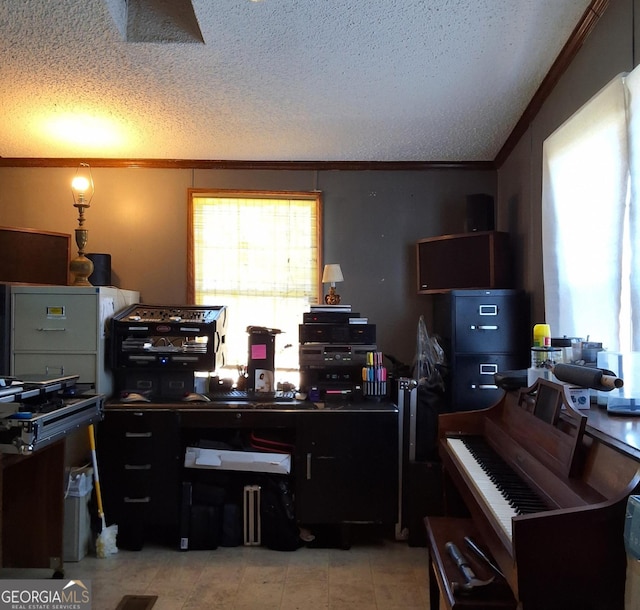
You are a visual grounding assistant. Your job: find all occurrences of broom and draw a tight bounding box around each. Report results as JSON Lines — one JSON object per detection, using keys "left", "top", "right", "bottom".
{"left": 88, "top": 423, "right": 118, "bottom": 557}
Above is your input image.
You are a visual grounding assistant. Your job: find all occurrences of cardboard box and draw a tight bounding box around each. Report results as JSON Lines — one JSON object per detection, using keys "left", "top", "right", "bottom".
{"left": 184, "top": 447, "right": 291, "bottom": 475}
{"left": 566, "top": 386, "right": 590, "bottom": 409}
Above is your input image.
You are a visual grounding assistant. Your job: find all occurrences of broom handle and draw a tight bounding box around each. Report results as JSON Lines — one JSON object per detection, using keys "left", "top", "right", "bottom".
{"left": 88, "top": 424, "right": 106, "bottom": 523}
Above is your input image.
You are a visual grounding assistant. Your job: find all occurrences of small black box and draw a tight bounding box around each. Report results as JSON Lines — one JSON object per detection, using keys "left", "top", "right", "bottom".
{"left": 465, "top": 193, "right": 495, "bottom": 232}
{"left": 189, "top": 505, "right": 222, "bottom": 550}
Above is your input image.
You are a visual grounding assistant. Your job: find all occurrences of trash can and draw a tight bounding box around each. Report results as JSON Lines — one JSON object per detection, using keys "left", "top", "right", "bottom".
{"left": 63, "top": 466, "right": 93, "bottom": 562}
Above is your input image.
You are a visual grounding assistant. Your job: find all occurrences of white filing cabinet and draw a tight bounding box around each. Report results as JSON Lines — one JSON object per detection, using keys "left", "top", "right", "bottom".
{"left": 11, "top": 286, "right": 139, "bottom": 398}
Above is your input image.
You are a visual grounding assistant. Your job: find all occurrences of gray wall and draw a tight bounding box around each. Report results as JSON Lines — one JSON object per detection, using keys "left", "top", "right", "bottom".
{"left": 3, "top": 0, "right": 638, "bottom": 371}
{"left": 497, "top": 0, "right": 635, "bottom": 326}
{"left": 0, "top": 166, "right": 495, "bottom": 369}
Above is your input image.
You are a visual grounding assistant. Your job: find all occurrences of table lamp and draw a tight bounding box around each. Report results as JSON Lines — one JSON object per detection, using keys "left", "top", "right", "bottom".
{"left": 69, "top": 163, "right": 95, "bottom": 286}
{"left": 322, "top": 264, "right": 344, "bottom": 305}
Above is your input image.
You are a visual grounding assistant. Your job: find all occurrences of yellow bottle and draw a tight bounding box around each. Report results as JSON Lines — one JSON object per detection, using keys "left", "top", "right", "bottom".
{"left": 533, "top": 324, "right": 551, "bottom": 347}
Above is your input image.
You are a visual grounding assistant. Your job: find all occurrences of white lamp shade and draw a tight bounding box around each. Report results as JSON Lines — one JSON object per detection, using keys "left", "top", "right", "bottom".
{"left": 322, "top": 264, "right": 344, "bottom": 283}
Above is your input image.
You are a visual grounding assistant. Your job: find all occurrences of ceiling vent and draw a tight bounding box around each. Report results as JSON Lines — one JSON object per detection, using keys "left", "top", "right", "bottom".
{"left": 107, "top": 0, "right": 204, "bottom": 43}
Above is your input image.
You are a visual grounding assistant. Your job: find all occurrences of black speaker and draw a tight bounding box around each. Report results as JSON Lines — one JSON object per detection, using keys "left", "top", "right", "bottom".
{"left": 465, "top": 193, "right": 495, "bottom": 232}
{"left": 246, "top": 327, "right": 277, "bottom": 394}
{"left": 87, "top": 253, "right": 112, "bottom": 286}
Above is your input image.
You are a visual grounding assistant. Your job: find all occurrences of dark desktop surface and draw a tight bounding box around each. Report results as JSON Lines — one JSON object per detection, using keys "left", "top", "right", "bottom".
{"left": 583, "top": 403, "right": 640, "bottom": 462}
{"left": 107, "top": 391, "right": 397, "bottom": 412}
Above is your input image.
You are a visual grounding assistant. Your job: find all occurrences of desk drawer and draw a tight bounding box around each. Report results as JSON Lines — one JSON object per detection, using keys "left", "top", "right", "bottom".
{"left": 451, "top": 354, "right": 522, "bottom": 410}
{"left": 13, "top": 353, "right": 98, "bottom": 385}
{"left": 123, "top": 434, "right": 153, "bottom": 463}
{"left": 13, "top": 293, "right": 98, "bottom": 351}
{"left": 122, "top": 464, "right": 153, "bottom": 497}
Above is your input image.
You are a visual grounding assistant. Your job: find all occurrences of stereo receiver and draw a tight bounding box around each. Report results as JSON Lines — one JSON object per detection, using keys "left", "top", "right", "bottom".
{"left": 299, "top": 343, "right": 375, "bottom": 366}
{"left": 299, "top": 323, "right": 376, "bottom": 344}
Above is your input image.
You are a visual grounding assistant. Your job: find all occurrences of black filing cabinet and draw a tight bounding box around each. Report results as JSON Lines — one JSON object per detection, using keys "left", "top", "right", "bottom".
{"left": 98, "top": 410, "right": 182, "bottom": 550}
{"left": 433, "top": 289, "right": 529, "bottom": 411}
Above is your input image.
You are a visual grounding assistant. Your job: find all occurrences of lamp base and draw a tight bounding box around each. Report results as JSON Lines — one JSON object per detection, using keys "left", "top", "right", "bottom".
{"left": 69, "top": 255, "right": 94, "bottom": 286}
{"left": 324, "top": 286, "right": 341, "bottom": 305}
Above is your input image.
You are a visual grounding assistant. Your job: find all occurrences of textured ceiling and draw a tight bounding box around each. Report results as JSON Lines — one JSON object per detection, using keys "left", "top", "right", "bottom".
{"left": 0, "top": 0, "right": 594, "bottom": 162}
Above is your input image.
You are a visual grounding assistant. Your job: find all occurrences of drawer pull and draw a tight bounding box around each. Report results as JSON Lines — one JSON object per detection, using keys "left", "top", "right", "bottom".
{"left": 45, "top": 366, "right": 65, "bottom": 376}
{"left": 479, "top": 363, "right": 499, "bottom": 375}
{"left": 124, "top": 496, "right": 151, "bottom": 503}
{"left": 471, "top": 384, "right": 498, "bottom": 390}
{"left": 469, "top": 325, "right": 498, "bottom": 331}
{"left": 306, "top": 453, "right": 312, "bottom": 480}
{"left": 124, "top": 464, "right": 151, "bottom": 470}
{"left": 478, "top": 305, "right": 499, "bottom": 316}
{"left": 125, "top": 432, "right": 152, "bottom": 438}
{"left": 36, "top": 327, "right": 67, "bottom": 332}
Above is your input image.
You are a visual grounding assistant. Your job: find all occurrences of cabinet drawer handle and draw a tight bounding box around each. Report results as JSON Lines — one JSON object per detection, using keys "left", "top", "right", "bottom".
{"left": 124, "top": 464, "right": 151, "bottom": 470}
{"left": 306, "top": 453, "right": 312, "bottom": 480}
{"left": 45, "top": 366, "right": 65, "bottom": 376}
{"left": 478, "top": 305, "right": 499, "bottom": 316}
{"left": 469, "top": 325, "right": 499, "bottom": 331}
{"left": 36, "top": 327, "right": 67, "bottom": 332}
{"left": 471, "top": 384, "right": 498, "bottom": 390}
{"left": 125, "top": 432, "right": 152, "bottom": 438}
{"left": 124, "top": 496, "right": 151, "bottom": 503}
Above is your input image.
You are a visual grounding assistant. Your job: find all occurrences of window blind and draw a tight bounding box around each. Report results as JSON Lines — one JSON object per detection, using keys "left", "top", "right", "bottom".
{"left": 189, "top": 191, "right": 322, "bottom": 380}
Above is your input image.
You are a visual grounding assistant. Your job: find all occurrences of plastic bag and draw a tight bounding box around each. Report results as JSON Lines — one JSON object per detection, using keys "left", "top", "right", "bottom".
{"left": 415, "top": 315, "right": 445, "bottom": 389}
{"left": 65, "top": 466, "right": 93, "bottom": 498}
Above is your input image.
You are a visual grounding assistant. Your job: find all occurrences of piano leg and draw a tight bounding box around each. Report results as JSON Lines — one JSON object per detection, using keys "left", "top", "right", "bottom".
{"left": 428, "top": 557, "right": 441, "bottom": 610}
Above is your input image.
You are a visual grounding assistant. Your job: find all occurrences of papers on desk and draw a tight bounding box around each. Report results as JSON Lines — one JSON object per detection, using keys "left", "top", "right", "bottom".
{"left": 184, "top": 447, "right": 291, "bottom": 474}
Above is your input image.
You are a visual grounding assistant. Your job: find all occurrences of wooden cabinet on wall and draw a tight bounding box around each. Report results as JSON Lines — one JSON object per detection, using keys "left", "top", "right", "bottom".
{"left": 416, "top": 231, "right": 512, "bottom": 294}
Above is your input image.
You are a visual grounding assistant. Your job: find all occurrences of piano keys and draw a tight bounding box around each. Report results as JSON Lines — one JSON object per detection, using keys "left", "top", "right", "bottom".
{"left": 438, "top": 377, "right": 640, "bottom": 610}
{"left": 445, "top": 436, "right": 550, "bottom": 544}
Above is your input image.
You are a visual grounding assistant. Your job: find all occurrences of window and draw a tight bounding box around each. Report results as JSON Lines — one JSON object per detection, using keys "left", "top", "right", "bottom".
{"left": 542, "top": 69, "right": 639, "bottom": 353}
{"left": 188, "top": 190, "right": 322, "bottom": 386}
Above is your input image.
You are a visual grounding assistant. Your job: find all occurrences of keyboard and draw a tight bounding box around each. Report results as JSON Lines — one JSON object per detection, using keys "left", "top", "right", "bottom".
{"left": 207, "top": 390, "right": 295, "bottom": 402}
{"left": 446, "top": 436, "right": 549, "bottom": 542}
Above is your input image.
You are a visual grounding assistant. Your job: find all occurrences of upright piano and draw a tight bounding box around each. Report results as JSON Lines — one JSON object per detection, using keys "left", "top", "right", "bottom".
{"left": 437, "top": 377, "right": 640, "bottom": 610}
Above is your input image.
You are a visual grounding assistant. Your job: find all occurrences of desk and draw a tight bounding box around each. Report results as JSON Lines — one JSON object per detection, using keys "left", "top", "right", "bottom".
{"left": 583, "top": 404, "right": 640, "bottom": 462}
{"left": 98, "top": 399, "right": 399, "bottom": 550}
{"left": 0, "top": 385, "right": 101, "bottom": 574}
{"left": 1, "top": 441, "right": 65, "bottom": 572}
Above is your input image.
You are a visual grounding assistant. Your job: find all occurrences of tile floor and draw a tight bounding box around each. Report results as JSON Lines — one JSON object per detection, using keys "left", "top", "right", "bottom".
{"left": 62, "top": 530, "right": 431, "bottom": 610}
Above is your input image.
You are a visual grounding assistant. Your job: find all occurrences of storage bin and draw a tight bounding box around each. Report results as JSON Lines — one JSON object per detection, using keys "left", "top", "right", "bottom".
{"left": 63, "top": 467, "right": 93, "bottom": 562}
